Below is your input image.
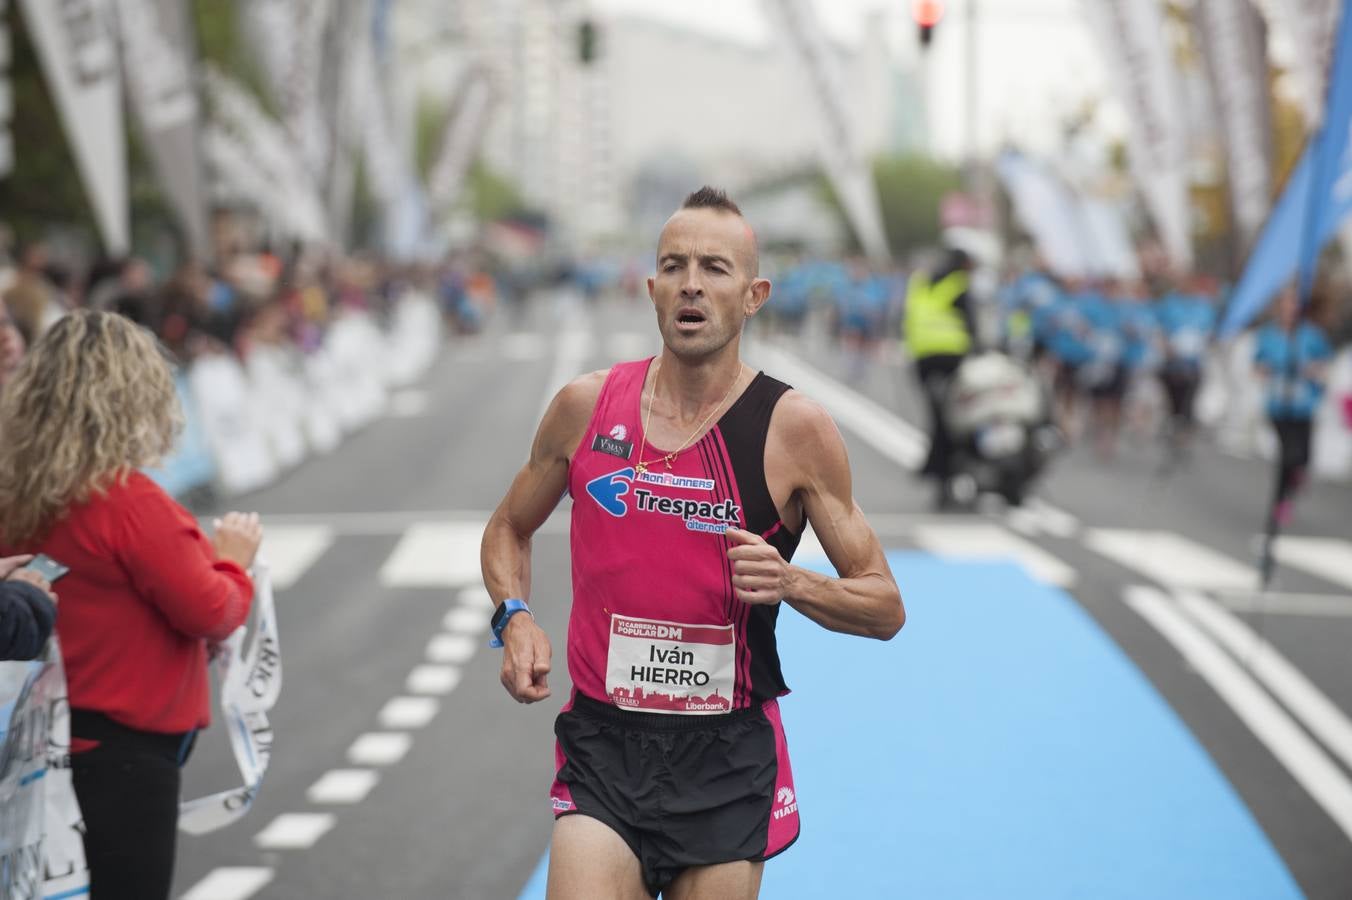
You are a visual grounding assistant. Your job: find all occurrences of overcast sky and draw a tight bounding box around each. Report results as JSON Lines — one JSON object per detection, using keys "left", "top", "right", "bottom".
{"left": 590, "top": 0, "right": 1108, "bottom": 161}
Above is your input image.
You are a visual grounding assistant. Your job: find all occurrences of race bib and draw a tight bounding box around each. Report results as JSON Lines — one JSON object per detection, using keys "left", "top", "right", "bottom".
{"left": 605, "top": 615, "right": 735, "bottom": 715}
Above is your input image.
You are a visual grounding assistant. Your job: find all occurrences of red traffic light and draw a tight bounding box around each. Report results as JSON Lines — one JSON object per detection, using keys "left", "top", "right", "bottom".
{"left": 911, "top": 0, "right": 946, "bottom": 28}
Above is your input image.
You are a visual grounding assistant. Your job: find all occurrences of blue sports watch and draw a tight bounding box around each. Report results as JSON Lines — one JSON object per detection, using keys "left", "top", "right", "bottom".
{"left": 489, "top": 598, "right": 532, "bottom": 648}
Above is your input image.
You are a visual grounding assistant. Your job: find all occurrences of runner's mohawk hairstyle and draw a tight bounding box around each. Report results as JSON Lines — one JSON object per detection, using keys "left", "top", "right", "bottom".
{"left": 682, "top": 186, "right": 742, "bottom": 216}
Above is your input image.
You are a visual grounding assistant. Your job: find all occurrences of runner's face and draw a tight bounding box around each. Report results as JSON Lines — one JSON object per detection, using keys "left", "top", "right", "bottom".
{"left": 648, "top": 209, "right": 769, "bottom": 361}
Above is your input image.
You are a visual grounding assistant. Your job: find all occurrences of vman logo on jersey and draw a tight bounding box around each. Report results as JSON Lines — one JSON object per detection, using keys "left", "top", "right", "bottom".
{"left": 586, "top": 467, "right": 739, "bottom": 532}
{"left": 592, "top": 432, "right": 633, "bottom": 461}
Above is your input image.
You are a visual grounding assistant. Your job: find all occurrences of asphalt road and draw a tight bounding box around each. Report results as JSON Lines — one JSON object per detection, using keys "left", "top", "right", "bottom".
{"left": 171, "top": 294, "right": 1352, "bottom": 900}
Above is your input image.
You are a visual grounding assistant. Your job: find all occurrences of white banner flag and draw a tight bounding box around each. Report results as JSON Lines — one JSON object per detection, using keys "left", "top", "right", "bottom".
{"left": 18, "top": 0, "right": 129, "bottom": 253}
{"left": 996, "top": 151, "right": 1096, "bottom": 280}
{"left": 1262, "top": 0, "right": 1342, "bottom": 125}
{"left": 428, "top": 67, "right": 494, "bottom": 215}
{"left": 205, "top": 66, "right": 327, "bottom": 242}
{"left": 1194, "top": 0, "right": 1274, "bottom": 249}
{"left": 1082, "top": 0, "right": 1194, "bottom": 272}
{"left": 323, "top": 0, "right": 373, "bottom": 245}
{"left": 115, "top": 0, "right": 210, "bottom": 260}
{"left": 761, "top": 0, "right": 891, "bottom": 264}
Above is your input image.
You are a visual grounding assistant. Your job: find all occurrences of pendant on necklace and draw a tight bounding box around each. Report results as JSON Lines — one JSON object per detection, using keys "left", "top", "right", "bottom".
{"left": 664, "top": 454, "right": 675, "bottom": 470}
{"left": 635, "top": 462, "right": 648, "bottom": 476}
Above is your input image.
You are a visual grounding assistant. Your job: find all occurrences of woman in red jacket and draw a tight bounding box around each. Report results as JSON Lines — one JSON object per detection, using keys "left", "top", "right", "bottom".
{"left": 0, "top": 310, "right": 263, "bottom": 900}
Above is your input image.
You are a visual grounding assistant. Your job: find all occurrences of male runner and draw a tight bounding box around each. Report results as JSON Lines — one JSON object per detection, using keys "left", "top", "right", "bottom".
{"left": 481, "top": 187, "right": 905, "bottom": 900}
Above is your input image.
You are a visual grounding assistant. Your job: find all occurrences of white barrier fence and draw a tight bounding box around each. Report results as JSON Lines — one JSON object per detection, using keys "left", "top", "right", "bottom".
{"left": 162, "top": 290, "right": 442, "bottom": 498}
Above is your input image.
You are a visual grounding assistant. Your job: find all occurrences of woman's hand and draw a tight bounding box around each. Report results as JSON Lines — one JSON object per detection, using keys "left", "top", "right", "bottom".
{"left": 8, "top": 568, "right": 56, "bottom": 603}
{"left": 0, "top": 555, "right": 34, "bottom": 579}
{"left": 0, "top": 557, "right": 56, "bottom": 604}
{"left": 212, "top": 512, "right": 263, "bottom": 568}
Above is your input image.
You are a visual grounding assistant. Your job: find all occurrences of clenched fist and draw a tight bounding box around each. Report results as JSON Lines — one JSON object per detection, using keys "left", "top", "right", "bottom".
{"left": 212, "top": 512, "right": 263, "bottom": 569}
{"left": 725, "top": 528, "right": 790, "bottom": 606}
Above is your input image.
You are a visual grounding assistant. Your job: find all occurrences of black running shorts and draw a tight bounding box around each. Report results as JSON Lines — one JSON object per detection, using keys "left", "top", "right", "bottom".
{"left": 549, "top": 692, "right": 800, "bottom": 897}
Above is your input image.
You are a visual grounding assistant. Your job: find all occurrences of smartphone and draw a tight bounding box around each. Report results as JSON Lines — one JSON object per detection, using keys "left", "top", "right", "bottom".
{"left": 23, "top": 554, "right": 69, "bottom": 583}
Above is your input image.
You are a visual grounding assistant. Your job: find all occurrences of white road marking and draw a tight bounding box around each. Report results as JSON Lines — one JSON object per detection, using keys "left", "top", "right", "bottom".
{"left": 379, "top": 522, "right": 486, "bottom": 588}
{"left": 538, "top": 329, "right": 593, "bottom": 420}
{"left": 1022, "top": 497, "right": 1080, "bottom": 538}
{"left": 443, "top": 606, "right": 488, "bottom": 634}
{"left": 503, "top": 333, "right": 548, "bottom": 360}
{"left": 347, "top": 732, "right": 413, "bottom": 766}
{"left": 1004, "top": 505, "right": 1042, "bottom": 537}
{"left": 180, "top": 867, "right": 275, "bottom": 900}
{"left": 378, "top": 696, "right": 440, "bottom": 729}
{"left": 1124, "top": 585, "right": 1352, "bottom": 842}
{"left": 407, "top": 664, "right": 463, "bottom": 695}
{"left": 1085, "top": 529, "right": 1255, "bottom": 591}
{"left": 1213, "top": 590, "right": 1352, "bottom": 618}
{"left": 749, "top": 342, "right": 927, "bottom": 470}
{"left": 1177, "top": 590, "right": 1352, "bottom": 773}
{"left": 258, "top": 525, "right": 335, "bottom": 591}
{"left": 459, "top": 586, "right": 493, "bottom": 607}
{"left": 912, "top": 522, "right": 1077, "bottom": 587}
{"left": 427, "top": 633, "right": 478, "bottom": 664}
{"left": 1273, "top": 537, "right": 1352, "bottom": 591}
{"left": 610, "top": 332, "right": 657, "bottom": 360}
{"left": 253, "top": 813, "right": 337, "bottom": 850}
{"left": 388, "top": 388, "right": 431, "bottom": 418}
{"left": 306, "top": 769, "right": 380, "bottom": 805}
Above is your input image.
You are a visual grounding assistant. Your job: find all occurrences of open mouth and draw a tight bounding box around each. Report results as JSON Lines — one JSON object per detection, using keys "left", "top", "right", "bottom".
{"left": 676, "top": 308, "right": 707, "bottom": 327}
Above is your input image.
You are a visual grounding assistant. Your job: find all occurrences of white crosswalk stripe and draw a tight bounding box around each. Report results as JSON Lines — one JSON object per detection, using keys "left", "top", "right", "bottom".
{"left": 378, "top": 696, "right": 440, "bottom": 729}
{"left": 912, "top": 522, "right": 1077, "bottom": 587}
{"left": 254, "top": 813, "right": 336, "bottom": 850}
{"left": 407, "top": 664, "right": 463, "bottom": 695}
{"left": 307, "top": 769, "right": 380, "bottom": 805}
{"left": 180, "top": 867, "right": 275, "bottom": 900}
{"left": 380, "top": 522, "right": 486, "bottom": 588}
{"left": 347, "top": 732, "right": 413, "bottom": 766}
{"left": 1273, "top": 537, "right": 1352, "bottom": 591}
{"left": 258, "top": 524, "right": 335, "bottom": 591}
{"left": 426, "top": 633, "right": 478, "bottom": 664}
{"left": 1085, "top": 528, "right": 1255, "bottom": 591}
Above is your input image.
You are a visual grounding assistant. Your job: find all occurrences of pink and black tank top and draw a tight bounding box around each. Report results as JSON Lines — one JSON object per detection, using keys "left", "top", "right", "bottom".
{"left": 567, "top": 358, "right": 801, "bottom": 715}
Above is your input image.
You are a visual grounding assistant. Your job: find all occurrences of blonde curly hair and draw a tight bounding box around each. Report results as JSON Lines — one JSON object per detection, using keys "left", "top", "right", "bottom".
{"left": 0, "top": 311, "right": 183, "bottom": 544}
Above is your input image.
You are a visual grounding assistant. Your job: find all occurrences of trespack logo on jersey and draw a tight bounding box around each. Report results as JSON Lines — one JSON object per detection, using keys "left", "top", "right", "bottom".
{"left": 585, "top": 467, "right": 739, "bottom": 534}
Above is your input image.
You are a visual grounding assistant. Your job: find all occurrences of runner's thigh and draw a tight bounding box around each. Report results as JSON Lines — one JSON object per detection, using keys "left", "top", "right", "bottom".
{"left": 547, "top": 814, "right": 648, "bottom": 900}
{"left": 664, "top": 859, "right": 764, "bottom": 900}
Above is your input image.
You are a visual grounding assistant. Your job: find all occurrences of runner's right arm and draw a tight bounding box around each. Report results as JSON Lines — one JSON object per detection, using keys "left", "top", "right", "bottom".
{"left": 481, "top": 370, "right": 605, "bottom": 703}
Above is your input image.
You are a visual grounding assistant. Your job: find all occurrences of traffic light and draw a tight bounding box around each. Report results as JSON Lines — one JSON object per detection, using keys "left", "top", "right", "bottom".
{"left": 578, "top": 19, "right": 598, "bottom": 65}
{"left": 912, "top": 0, "right": 945, "bottom": 48}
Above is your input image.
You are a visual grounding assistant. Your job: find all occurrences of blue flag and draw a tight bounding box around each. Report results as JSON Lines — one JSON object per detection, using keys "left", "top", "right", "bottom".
{"left": 1220, "top": 1, "right": 1352, "bottom": 337}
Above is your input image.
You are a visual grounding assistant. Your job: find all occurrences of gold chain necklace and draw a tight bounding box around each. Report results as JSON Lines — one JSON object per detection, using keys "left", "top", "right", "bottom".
{"left": 635, "top": 362, "right": 742, "bottom": 476}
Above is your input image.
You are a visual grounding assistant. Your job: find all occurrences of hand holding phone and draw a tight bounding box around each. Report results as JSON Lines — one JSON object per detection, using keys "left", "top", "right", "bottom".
{"left": 22, "top": 554, "right": 69, "bottom": 584}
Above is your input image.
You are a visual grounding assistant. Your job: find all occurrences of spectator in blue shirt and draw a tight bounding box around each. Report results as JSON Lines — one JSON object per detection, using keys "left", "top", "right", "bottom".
{"left": 1254, "top": 286, "right": 1334, "bottom": 525}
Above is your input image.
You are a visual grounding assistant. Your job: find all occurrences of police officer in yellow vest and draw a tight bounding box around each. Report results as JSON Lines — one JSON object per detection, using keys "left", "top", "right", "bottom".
{"left": 905, "top": 249, "right": 977, "bottom": 506}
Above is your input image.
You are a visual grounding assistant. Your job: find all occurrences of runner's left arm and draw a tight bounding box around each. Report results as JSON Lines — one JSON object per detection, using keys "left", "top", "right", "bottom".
{"left": 726, "top": 394, "right": 904, "bottom": 640}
